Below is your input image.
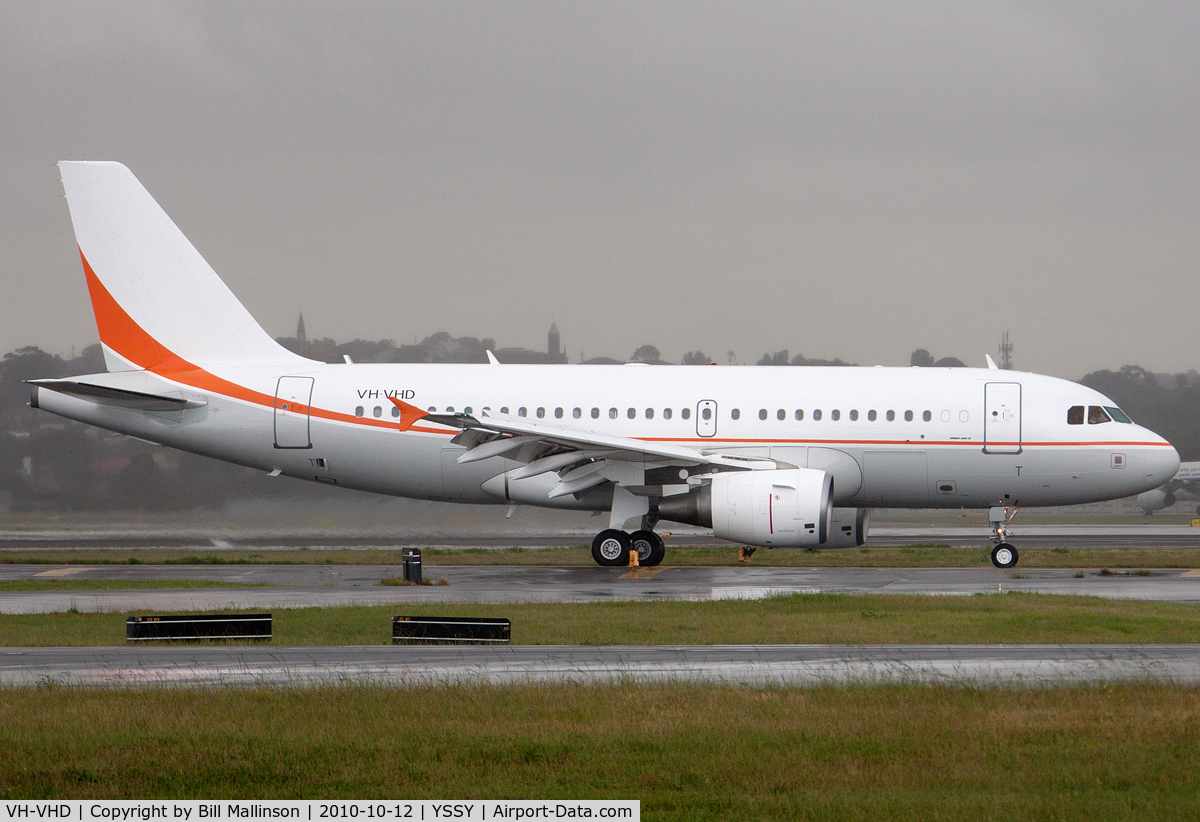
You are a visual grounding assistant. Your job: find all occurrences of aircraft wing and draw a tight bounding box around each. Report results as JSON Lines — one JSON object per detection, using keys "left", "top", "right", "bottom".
{"left": 390, "top": 397, "right": 775, "bottom": 498}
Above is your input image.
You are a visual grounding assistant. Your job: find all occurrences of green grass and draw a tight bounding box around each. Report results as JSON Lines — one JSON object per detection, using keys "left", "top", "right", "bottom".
{"left": 3, "top": 592, "right": 1200, "bottom": 647}
{"left": 0, "top": 579, "right": 266, "bottom": 592}
{"left": 4, "top": 544, "right": 1200, "bottom": 567}
{"left": 2, "top": 682, "right": 1200, "bottom": 819}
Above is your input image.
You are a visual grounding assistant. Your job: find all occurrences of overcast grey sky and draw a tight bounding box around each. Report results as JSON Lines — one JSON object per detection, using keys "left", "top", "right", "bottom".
{"left": 3, "top": 2, "right": 1198, "bottom": 377}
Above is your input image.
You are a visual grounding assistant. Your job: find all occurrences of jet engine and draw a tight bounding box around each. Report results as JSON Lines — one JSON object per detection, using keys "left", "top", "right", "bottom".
{"left": 1135, "top": 487, "right": 1176, "bottom": 514}
{"left": 658, "top": 468, "right": 833, "bottom": 547}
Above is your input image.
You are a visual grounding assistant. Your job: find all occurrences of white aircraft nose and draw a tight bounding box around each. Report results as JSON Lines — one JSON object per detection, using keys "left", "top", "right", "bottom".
{"left": 1141, "top": 439, "right": 1180, "bottom": 487}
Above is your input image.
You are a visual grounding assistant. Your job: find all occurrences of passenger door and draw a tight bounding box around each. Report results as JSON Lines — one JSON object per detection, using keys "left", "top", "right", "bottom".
{"left": 274, "top": 376, "right": 314, "bottom": 449}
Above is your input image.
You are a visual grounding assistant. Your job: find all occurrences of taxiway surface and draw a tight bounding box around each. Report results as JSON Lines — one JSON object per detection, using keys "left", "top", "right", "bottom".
{"left": 3, "top": 564, "right": 1200, "bottom": 613}
{"left": 3, "top": 644, "right": 1199, "bottom": 687}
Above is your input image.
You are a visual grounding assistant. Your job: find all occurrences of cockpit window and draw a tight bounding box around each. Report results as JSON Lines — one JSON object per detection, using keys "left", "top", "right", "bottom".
{"left": 1105, "top": 406, "right": 1133, "bottom": 424}
{"left": 1088, "top": 405, "right": 1111, "bottom": 424}
{"left": 1067, "top": 406, "right": 1084, "bottom": 425}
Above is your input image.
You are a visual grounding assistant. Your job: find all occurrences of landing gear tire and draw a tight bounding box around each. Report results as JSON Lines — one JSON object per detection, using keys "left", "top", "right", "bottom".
{"left": 630, "top": 530, "right": 665, "bottom": 567}
{"left": 991, "top": 543, "right": 1019, "bottom": 569}
{"left": 592, "top": 529, "right": 632, "bottom": 567}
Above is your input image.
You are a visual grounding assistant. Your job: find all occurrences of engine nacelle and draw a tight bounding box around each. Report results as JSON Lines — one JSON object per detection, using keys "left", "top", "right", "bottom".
{"left": 824, "top": 507, "right": 870, "bottom": 548}
{"left": 708, "top": 468, "right": 833, "bottom": 547}
{"left": 1135, "top": 487, "right": 1176, "bottom": 513}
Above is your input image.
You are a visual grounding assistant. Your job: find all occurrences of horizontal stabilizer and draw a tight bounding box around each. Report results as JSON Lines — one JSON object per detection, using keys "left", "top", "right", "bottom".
{"left": 28, "top": 379, "right": 206, "bottom": 411}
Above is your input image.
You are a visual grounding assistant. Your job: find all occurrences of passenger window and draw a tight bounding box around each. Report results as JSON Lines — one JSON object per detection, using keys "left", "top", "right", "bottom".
{"left": 573, "top": 408, "right": 582, "bottom": 419}
{"left": 759, "top": 409, "right": 768, "bottom": 420}
{"left": 664, "top": 408, "right": 673, "bottom": 420}
{"left": 591, "top": 407, "right": 600, "bottom": 419}
{"left": 867, "top": 410, "right": 877, "bottom": 421}
{"left": 355, "top": 406, "right": 364, "bottom": 417}
{"left": 645, "top": 408, "right": 654, "bottom": 419}
{"left": 923, "top": 410, "right": 932, "bottom": 422}
{"left": 464, "top": 407, "right": 473, "bottom": 414}
{"left": 682, "top": 408, "right": 691, "bottom": 420}
{"left": 702, "top": 407, "right": 712, "bottom": 421}
{"left": 905, "top": 410, "right": 914, "bottom": 422}
{"left": 374, "top": 406, "right": 382, "bottom": 418}
{"left": 1105, "top": 406, "right": 1132, "bottom": 423}
{"left": 391, "top": 406, "right": 400, "bottom": 418}
{"left": 777, "top": 409, "right": 785, "bottom": 420}
{"left": 1067, "top": 406, "right": 1084, "bottom": 425}
{"left": 627, "top": 408, "right": 636, "bottom": 419}
{"left": 609, "top": 408, "right": 618, "bottom": 419}
{"left": 813, "top": 409, "right": 822, "bottom": 421}
{"left": 886, "top": 410, "right": 895, "bottom": 422}
{"left": 1088, "top": 406, "right": 1112, "bottom": 424}
{"left": 501, "top": 406, "right": 509, "bottom": 414}
{"left": 732, "top": 409, "right": 741, "bottom": 420}
{"left": 445, "top": 407, "right": 454, "bottom": 412}
{"left": 849, "top": 410, "right": 858, "bottom": 421}
{"left": 831, "top": 410, "right": 841, "bottom": 421}
{"left": 427, "top": 406, "right": 437, "bottom": 413}
{"left": 519, "top": 407, "right": 527, "bottom": 417}
{"left": 795, "top": 409, "right": 804, "bottom": 421}
{"left": 537, "top": 407, "right": 546, "bottom": 418}
{"left": 554, "top": 407, "right": 563, "bottom": 419}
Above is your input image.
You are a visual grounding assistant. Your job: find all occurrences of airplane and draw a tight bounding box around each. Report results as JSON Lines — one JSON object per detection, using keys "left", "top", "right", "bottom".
{"left": 1136, "top": 462, "right": 1200, "bottom": 514}
{"left": 28, "top": 162, "right": 1181, "bottom": 569}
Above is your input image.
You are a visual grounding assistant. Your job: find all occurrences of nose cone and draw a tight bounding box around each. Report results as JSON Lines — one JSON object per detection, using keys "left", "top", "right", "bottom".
{"left": 1137, "top": 425, "right": 1180, "bottom": 488}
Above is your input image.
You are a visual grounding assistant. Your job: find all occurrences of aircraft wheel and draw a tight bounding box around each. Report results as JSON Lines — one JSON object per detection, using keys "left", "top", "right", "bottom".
{"left": 592, "top": 529, "right": 632, "bottom": 566}
{"left": 991, "top": 543, "right": 1019, "bottom": 569}
{"left": 630, "top": 530, "right": 665, "bottom": 567}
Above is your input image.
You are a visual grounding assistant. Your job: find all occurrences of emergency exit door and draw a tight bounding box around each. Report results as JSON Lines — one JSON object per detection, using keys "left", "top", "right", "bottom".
{"left": 696, "top": 400, "right": 717, "bottom": 437}
{"left": 983, "top": 382, "right": 1021, "bottom": 454}
{"left": 274, "top": 376, "right": 314, "bottom": 449}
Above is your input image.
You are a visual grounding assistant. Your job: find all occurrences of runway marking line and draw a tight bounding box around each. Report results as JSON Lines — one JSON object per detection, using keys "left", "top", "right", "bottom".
{"left": 1180, "top": 570, "right": 1200, "bottom": 577}
{"left": 620, "top": 567, "right": 671, "bottom": 580}
{"left": 33, "top": 568, "right": 88, "bottom": 578}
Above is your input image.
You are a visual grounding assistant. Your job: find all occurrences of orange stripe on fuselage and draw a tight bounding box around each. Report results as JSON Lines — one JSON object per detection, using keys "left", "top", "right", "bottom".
{"left": 75, "top": 249, "right": 1180, "bottom": 448}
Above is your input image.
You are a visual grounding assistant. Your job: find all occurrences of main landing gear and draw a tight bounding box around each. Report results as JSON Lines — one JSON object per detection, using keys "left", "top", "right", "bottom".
{"left": 989, "top": 505, "right": 1020, "bottom": 569}
{"left": 591, "top": 529, "right": 665, "bottom": 567}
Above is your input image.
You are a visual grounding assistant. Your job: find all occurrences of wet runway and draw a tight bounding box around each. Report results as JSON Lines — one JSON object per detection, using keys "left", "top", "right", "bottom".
{"left": 3, "top": 643, "right": 1199, "bottom": 687}
{"left": 3, "top": 564, "right": 1200, "bottom": 613}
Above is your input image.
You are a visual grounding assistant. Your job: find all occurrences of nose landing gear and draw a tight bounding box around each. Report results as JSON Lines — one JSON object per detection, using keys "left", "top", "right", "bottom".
{"left": 989, "top": 504, "right": 1020, "bottom": 569}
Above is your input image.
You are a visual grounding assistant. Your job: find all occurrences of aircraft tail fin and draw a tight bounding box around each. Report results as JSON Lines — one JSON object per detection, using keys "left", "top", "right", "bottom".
{"left": 58, "top": 161, "right": 308, "bottom": 372}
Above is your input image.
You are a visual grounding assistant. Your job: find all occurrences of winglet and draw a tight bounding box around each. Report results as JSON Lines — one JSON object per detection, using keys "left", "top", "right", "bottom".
{"left": 388, "top": 396, "right": 431, "bottom": 431}
{"left": 985, "top": 355, "right": 999, "bottom": 370}
{"left": 486, "top": 350, "right": 500, "bottom": 365}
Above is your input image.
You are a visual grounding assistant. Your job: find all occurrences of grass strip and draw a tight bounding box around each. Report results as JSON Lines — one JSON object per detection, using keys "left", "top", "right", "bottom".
{"left": 3, "top": 592, "right": 1200, "bottom": 646}
{"left": 1, "top": 682, "right": 1199, "bottom": 820}
{"left": 3, "top": 545, "right": 1200, "bottom": 567}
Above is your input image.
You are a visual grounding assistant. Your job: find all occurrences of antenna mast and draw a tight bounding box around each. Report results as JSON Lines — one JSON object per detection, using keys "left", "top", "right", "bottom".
{"left": 998, "top": 331, "right": 1013, "bottom": 370}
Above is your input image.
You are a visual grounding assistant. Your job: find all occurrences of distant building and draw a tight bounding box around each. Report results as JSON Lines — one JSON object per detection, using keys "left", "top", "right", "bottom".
{"left": 297, "top": 313, "right": 307, "bottom": 346}
{"left": 492, "top": 322, "right": 569, "bottom": 364}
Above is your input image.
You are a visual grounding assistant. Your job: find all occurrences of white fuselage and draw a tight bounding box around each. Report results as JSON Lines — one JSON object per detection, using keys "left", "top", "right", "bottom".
{"left": 34, "top": 361, "right": 1181, "bottom": 514}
